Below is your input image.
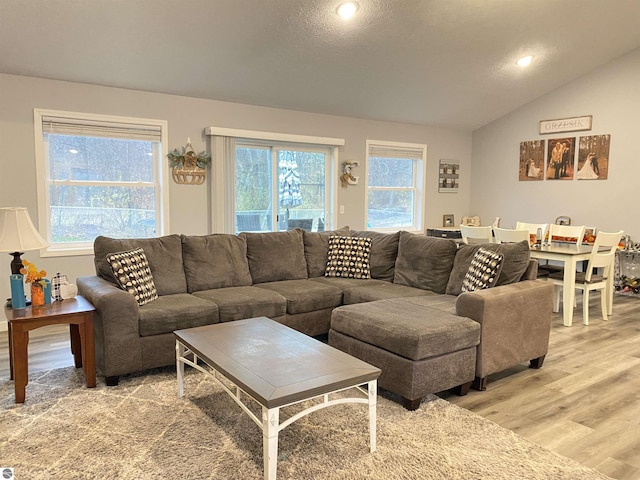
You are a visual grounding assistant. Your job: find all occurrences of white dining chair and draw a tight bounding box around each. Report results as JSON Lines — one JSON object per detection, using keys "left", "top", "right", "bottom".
{"left": 548, "top": 230, "right": 624, "bottom": 325}
{"left": 547, "top": 224, "right": 586, "bottom": 245}
{"left": 515, "top": 221, "right": 549, "bottom": 244}
{"left": 460, "top": 225, "right": 493, "bottom": 244}
{"left": 539, "top": 224, "right": 588, "bottom": 277}
{"left": 493, "top": 227, "right": 530, "bottom": 244}
{"left": 515, "top": 221, "right": 550, "bottom": 277}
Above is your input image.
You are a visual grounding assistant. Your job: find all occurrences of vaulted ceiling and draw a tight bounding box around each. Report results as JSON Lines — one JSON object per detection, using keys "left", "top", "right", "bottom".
{"left": 2, "top": 0, "right": 639, "bottom": 130}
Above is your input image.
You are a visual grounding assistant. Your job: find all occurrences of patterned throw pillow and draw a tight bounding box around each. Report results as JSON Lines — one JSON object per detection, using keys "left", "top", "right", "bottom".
{"left": 461, "top": 247, "right": 504, "bottom": 292}
{"left": 107, "top": 247, "right": 158, "bottom": 306}
{"left": 325, "top": 236, "right": 372, "bottom": 279}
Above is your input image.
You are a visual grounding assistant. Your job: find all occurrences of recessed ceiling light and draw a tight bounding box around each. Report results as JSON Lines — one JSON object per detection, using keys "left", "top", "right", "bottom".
{"left": 516, "top": 55, "right": 534, "bottom": 67}
{"left": 69, "top": 149, "right": 78, "bottom": 154}
{"left": 337, "top": 1, "right": 359, "bottom": 20}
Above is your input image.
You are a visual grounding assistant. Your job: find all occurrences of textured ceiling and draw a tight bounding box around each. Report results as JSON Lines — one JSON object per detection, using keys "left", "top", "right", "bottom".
{"left": 1, "top": 0, "right": 640, "bottom": 130}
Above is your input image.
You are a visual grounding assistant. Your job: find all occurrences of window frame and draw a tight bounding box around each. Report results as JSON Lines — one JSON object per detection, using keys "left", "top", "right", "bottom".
{"left": 34, "top": 108, "right": 170, "bottom": 256}
{"left": 364, "top": 139, "right": 427, "bottom": 233}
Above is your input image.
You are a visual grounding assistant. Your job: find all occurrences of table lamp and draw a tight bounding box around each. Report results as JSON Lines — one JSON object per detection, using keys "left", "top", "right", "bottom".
{"left": 0, "top": 207, "right": 50, "bottom": 274}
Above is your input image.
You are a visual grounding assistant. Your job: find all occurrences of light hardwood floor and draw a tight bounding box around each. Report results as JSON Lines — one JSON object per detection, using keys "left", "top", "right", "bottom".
{"left": 2, "top": 294, "right": 639, "bottom": 479}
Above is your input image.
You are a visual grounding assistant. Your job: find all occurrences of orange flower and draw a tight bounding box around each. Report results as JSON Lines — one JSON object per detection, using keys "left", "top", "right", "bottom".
{"left": 19, "top": 259, "right": 47, "bottom": 284}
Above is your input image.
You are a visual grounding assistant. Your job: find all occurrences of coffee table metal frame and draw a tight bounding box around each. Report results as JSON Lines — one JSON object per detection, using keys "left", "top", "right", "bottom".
{"left": 175, "top": 324, "right": 378, "bottom": 480}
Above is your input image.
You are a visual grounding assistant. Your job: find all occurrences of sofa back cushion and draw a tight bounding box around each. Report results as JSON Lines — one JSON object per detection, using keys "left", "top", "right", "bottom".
{"left": 350, "top": 230, "right": 400, "bottom": 282}
{"left": 303, "top": 226, "right": 351, "bottom": 277}
{"left": 94, "top": 234, "right": 187, "bottom": 296}
{"left": 446, "top": 240, "right": 531, "bottom": 295}
{"left": 181, "top": 234, "right": 252, "bottom": 292}
{"left": 393, "top": 232, "right": 458, "bottom": 294}
{"left": 241, "top": 229, "right": 308, "bottom": 284}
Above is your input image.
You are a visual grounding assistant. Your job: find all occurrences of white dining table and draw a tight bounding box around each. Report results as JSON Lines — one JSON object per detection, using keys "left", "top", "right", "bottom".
{"left": 530, "top": 243, "right": 609, "bottom": 327}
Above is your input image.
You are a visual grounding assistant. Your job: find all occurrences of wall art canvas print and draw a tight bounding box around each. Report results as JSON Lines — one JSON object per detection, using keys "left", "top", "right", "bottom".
{"left": 545, "top": 137, "right": 576, "bottom": 180}
{"left": 519, "top": 140, "right": 545, "bottom": 181}
{"left": 439, "top": 159, "right": 459, "bottom": 192}
{"left": 576, "top": 134, "right": 610, "bottom": 180}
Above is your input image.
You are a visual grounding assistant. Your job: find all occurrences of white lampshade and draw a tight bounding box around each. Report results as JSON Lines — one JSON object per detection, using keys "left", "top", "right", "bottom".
{"left": 0, "top": 207, "right": 49, "bottom": 252}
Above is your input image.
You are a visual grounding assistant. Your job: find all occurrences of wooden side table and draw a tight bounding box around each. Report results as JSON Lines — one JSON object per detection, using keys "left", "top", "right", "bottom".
{"left": 5, "top": 295, "right": 96, "bottom": 403}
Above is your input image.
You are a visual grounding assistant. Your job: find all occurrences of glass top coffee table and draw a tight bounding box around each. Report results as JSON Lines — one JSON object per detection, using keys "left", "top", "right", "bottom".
{"left": 174, "top": 316, "right": 381, "bottom": 480}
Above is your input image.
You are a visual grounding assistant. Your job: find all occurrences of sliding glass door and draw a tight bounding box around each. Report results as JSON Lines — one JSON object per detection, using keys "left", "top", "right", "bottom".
{"left": 234, "top": 143, "right": 330, "bottom": 233}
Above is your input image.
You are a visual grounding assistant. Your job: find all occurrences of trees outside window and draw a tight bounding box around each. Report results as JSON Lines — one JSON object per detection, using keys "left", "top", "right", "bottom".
{"left": 366, "top": 140, "right": 426, "bottom": 231}
{"left": 234, "top": 143, "right": 330, "bottom": 233}
{"left": 35, "top": 110, "right": 168, "bottom": 255}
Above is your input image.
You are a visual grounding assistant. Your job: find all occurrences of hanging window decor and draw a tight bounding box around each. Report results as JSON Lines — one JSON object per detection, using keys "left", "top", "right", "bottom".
{"left": 439, "top": 159, "right": 459, "bottom": 193}
{"left": 168, "top": 138, "right": 211, "bottom": 185}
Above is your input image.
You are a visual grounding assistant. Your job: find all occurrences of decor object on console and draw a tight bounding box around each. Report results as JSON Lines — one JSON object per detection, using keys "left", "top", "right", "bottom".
{"left": 20, "top": 259, "right": 48, "bottom": 307}
{"left": 442, "top": 214, "right": 454, "bottom": 227}
{"left": 167, "top": 137, "right": 211, "bottom": 185}
{"left": 51, "top": 272, "right": 69, "bottom": 301}
{"left": 461, "top": 215, "right": 481, "bottom": 227}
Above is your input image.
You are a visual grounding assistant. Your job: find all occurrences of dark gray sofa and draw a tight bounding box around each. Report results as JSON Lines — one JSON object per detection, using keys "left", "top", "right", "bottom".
{"left": 77, "top": 227, "right": 553, "bottom": 390}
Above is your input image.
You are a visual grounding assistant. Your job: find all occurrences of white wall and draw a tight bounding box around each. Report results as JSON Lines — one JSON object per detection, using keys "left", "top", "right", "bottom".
{"left": 471, "top": 47, "right": 640, "bottom": 237}
{"left": 0, "top": 73, "right": 472, "bottom": 328}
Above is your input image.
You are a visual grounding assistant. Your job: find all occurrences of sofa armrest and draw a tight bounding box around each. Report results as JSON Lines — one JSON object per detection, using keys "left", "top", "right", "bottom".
{"left": 77, "top": 275, "right": 143, "bottom": 377}
{"left": 455, "top": 279, "right": 553, "bottom": 379}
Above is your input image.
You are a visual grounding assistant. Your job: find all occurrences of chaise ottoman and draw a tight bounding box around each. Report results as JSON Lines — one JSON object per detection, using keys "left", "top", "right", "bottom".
{"left": 328, "top": 298, "right": 481, "bottom": 410}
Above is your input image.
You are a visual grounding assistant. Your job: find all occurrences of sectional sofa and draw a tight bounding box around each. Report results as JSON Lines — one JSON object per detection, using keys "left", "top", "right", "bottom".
{"left": 77, "top": 227, "right": 553, "bottom": 400}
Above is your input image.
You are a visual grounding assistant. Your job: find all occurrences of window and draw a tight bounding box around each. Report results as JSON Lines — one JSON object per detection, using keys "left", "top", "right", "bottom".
{"left": 206, "top": 126, "right": 343, "bottom": 234}
{"left": 366, "top": 140, "right": 426, "bottom": 231}
{"left": 34, "top": 109, "right": 169, "bottom": 255}
{"left": 234, "top": 142, "right": 331, "bottom": 233}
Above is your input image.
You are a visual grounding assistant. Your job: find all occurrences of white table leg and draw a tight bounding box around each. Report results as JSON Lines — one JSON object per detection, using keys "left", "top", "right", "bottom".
{"left": 263, "top": 406, "right": 279, "bottom": 480}
{"left": 562, "top": 257, "right": 578, "bottom": 327}
{"left": 176, "top": 340, "right": 185, "bottom": 398}
{"left": 368, "top": 380, "right": 377, "bottom": 453}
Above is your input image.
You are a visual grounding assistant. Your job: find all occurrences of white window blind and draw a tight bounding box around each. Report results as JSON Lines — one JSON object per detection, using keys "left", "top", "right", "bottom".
{"left": 368, "top": 144, "right": 424, "bottom": 159}
{"left": 41, "top": 116, "right": 162, "bottom": 141}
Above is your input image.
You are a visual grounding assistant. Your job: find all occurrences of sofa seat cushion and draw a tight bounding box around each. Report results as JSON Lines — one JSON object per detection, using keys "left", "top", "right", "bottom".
{"left": 192, "top": 286, "right": 286, "bottom": 322}
{"left": 138, "top": 294, "right": 219, "bottom": 337}
{"left": 446, "top": 240, "right": 531, "bottom": 295}
{"left": 331, "top": 299, "right": 480, "bottom": 361}
{"left": 182, "top": 234, "right": 252, "bottom": 292}
{"left": 254, "top": 280, "right": 343, "bottom": 315}
{"left": 344, "top": 283, "right": 435, "bottom": 305}
{"left": 309, "top": 277, "right": 389, "bottom": 291}
{"left": 242, "top": 230, "right": 308, "bottom": 283}
{"left": 393, "top": 232, "right": 458, "bottom": 294}
{"left": 400, "top": 294, "right": 458, "bottom": 314}
{"left": 94, "top": 234, "right": 187, "bottom": 295}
